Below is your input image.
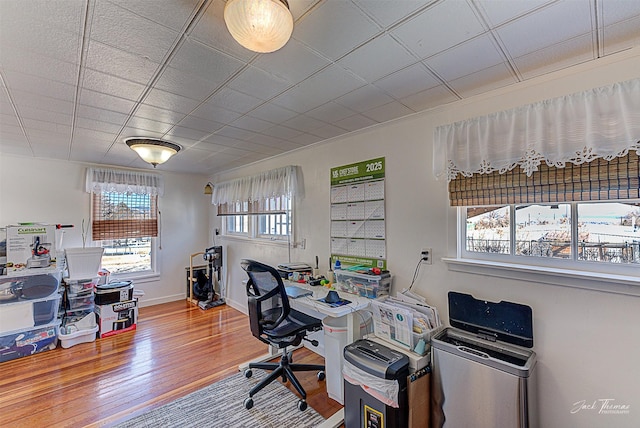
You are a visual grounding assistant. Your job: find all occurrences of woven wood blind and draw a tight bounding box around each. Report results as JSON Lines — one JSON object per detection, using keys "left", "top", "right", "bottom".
{"left": 217, "top": 196, "right": 288, "bottom": 216}
{"left": 449, "top": 151, "right": 639, "bottom": 206}
{"left": 92, "top": 193, "right": 158, "bottom": 240}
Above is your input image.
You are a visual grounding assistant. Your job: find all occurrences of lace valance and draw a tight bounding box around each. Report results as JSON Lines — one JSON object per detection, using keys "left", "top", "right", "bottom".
{"left": 85, "top": 167, "right": 165, "bottom": 196}
{"left": 211, "top": 165, "right": 302, "bottom": 205}
{"left": 433, "top": 79, "right": 640, "bottom": 181}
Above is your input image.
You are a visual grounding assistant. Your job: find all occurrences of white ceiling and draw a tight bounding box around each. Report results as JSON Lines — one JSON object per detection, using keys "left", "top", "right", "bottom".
{"left": 1, "top": 0, "right": 639, "bottom": 175}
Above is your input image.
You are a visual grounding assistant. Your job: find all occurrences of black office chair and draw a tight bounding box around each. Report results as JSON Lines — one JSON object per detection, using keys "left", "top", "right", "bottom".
{"left": 240, "top": 259, "right": 325, "bottom": 411}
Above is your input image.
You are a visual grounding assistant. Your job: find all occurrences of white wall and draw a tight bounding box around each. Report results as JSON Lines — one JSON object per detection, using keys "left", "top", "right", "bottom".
{"left": 212, "top": 48, "right": 640, "bottom": 428}
{"left": 0, "top": 156, "right": 211, "bottom": 306}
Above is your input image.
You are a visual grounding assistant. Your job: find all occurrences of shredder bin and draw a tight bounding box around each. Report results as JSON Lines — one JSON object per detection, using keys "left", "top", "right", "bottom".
{"left": 431, "top": 292, "right": 538, "bottom": 428}
{"left": 343, "top": 339, "right": 409, "bottom": 428}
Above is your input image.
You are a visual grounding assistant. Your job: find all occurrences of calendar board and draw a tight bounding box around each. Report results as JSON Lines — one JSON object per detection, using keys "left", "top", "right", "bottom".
{"left": 330, "top": 157, "right": 386, "bottom": 270}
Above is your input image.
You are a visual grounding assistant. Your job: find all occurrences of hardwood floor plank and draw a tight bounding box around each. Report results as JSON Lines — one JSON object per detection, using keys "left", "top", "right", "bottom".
{"left": 0, "top": 301, "right": 343, "bottom": 427}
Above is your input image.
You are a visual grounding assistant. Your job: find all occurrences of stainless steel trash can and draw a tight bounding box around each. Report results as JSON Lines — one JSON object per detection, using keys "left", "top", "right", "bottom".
{"left": 431, "top": 292, "right": 538, "bottom": 428}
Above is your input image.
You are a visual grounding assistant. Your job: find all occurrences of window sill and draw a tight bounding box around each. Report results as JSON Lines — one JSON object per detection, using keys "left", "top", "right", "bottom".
{"left": 220, "top": 234, "right": 290, "bottom": 247}
{"left": 108, "top": 271, "right": 160, "bottom": 284}
{"left": 443, "top": 257, "right": 640, "bottom": 297}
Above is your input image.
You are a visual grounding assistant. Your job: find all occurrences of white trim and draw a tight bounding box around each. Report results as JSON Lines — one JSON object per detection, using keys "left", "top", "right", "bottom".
{"left": 444, "top": 257, "right": 640, "bottom": 297}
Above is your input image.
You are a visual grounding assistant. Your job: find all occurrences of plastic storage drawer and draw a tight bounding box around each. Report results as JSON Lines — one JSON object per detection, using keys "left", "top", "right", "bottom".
{"left": 0, "top": 295, "right": 61, "bottom": 334}
{"left": 0, "top": 321, "right": 60, "bottom": 363}
{"left": 0, "top": 270, "right": 61, "bottom": 302}
{"left": 334, "top": 270, "right": 391, "bottom": 298}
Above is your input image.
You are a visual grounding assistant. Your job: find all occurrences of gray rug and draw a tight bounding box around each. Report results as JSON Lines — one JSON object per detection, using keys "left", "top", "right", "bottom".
{"left": 114, "top": 370, "right": 326, "bottom": 427}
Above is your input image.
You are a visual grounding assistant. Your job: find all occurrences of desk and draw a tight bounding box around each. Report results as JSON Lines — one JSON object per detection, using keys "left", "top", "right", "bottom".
{"left": 238, "top": 281, "right": 371, "bottom": 428}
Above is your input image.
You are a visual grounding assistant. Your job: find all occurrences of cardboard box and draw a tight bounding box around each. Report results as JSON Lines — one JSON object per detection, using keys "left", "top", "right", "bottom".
{"left": 95, "top": 299, "right": 138, "bottom": 338}
{"left": 408, "top": 368, "right": 430, "bottom": 428}
{"left": 6, "top": 224, "right": 57, "bottom": 273}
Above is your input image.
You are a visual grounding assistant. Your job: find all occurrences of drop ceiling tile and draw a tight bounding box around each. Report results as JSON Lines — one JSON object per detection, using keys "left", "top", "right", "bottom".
{"left": 363, "top": 101, "right": 415, "bottom": 123}
{"left": 73, "top": 127, "right": 116, "bottom": 144}
{"left": 247, "top": 104, "right": 298, "bottom": 124}
{"left": 392, "top": 0, "right": 485, "bottom": 59}
{"left": 134, "top": 103, "right": 185, "bottom": 124}
{"left": 214, "top": 125, "right": 261, "bottom": 141}
{"left": 154, "top": 67, "right": 221, "bottom": 101}
{"left": 189, "top": 0, "right": 257, "bottom": 62}
{"left": 107, "top": 0, "right": 200, "bottom": 32}
{"left": 246, "top": 134, "right": 288, "bottom": 149}
{"left": 293, "top": 1, "right": 380, "bottom": 60}
{"left": 374, "top": 63, "right": 441, "bottom": 99}
{"left": 311, "top": 124, "right": 348, "bottom": 140}
{"left": 334, "top": 85, "right": 395, "bottom": 113}
{"left": 261, "top": 125, "right": 304, "bottom": 141}
{"left": 143, "top": 90, "right": 201, "bottom": 115}
{"left": 82, "top": 69, "right": 147, "bottom": 102}
{"left": 127, "top": 116, "right": 174, "bottom": 135}
{"left": 0, "top": 113, "right": 20, "bottom": 128}
{"left": 252, "top": 38, "right": 331, "bottom": 85}
{"left": 282, "top": 114, "right": 327, "bottom": 133}
{"left": 288, "top": 132, "right": 324, "bottom": 146}
{"left": 227, "top": 66, "right": 292, "bottom": 101}
{"left": 230, "top": 115, "right": 274, "bottom": 133}
{"left": 448, "top": 63, "right": 517, "bottom": 98}
{"left": 425, "top": 34, "right": 505, "bottom": 82}
{"left": 9, "top": 90, "right": 74, "bottom": 116}
{"left": 86, "top": 41, "right": 161, "bottom": 85}
{"left": 334, "top": 114, "right": 377, "bottom": 132}
{"left": 79, "top": 89, "right": 137, "bottom": 113}
{"left": 495, "top": 0, "right": 593, "bottom": 58}
{"left": 2, "top": 71, "right": 76, "bottom": 102}
{"left": 165, "top": 126, "right": 212, "bottom": 142}
{"left": 168, "top": 39, "right": 245, "bottom": 87}
{"left": 338, "top": 34, "right": 417, "bottom": 82}
{"left": 16, "top": 105, "right": 73, "bottom": 126}
{"left": 600, "top": 0, "right": 640, "bottom": 25}
{"left": 191, "top": 101, "right": 243, "bottom": 123}
{"left": 602, "top": 15, "right": 640, "bottom": 54}
{"left": 208, "top": 88, "right": 264, "bottom": 114}
{"left": 400, "top": 84, "right": 459, "bottom": 111}
{"left": 353, "top": 0, "right": 431, "bottom": 28}
{"left": 90, "top": 1, "right": 180, "bottom": 63}
{"left": 0, "top": 0, "right": 85, "bottom": 35}
{"left": 21, "top": 118, "right": 71, "bottom": 135}
{"left": 120, "top": 127, "right": 165, "bottom": 140}
{"left": 0, "top": 46, "right": 79, "bottom": 86}
{"left": 77, "top": 105, "right": 128, "bottom": 126}
{"left": 176, "top": 115, "right": 225, "bottom": 134}
{"left": 513, "top": 33, "right": 594, "bottom": 80}
{"left": 305, "top": 102, "right": 358, "bottom": 123}
{"left": 475, "top": 0, "right": 552, "bottom": 26}
{"left": 272, "top": 65, "right": 366, "bottom": 113}
{"left": 75, "top": 117, "right": 123, "bottom": 135}
{"left": 0, "top": 138, "right": 31, "bottom": 157}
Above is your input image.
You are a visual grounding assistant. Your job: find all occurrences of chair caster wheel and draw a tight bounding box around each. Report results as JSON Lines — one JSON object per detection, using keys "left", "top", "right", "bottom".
{"left": 297, "top": 400, "right": 308, "bottom": 411}
{"left": 244, "top": 369, "right": 253, "bottom": 378}
{"left": 244, "top": 397, "right": 254, "bottom": 409}
{"left": 317, "top": 371, "right": 326, "bottom": 381}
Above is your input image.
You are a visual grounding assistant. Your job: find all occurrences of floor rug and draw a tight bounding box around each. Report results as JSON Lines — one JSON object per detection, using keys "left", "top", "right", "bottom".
{"left": 114, "top": 370, "right": 326, "bottom": 427}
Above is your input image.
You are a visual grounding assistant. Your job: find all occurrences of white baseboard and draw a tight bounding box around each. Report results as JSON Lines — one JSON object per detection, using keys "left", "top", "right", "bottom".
{"left": 137, "top": 294, "right": 185, "bottom": 308}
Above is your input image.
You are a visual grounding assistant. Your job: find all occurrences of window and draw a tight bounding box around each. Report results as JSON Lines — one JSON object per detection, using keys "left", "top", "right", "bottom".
{"left": 86, "top": 167, "right": 163, "bottom": 277}
{"left": 223, "top": 196, "right": 292, "bottom": 242}
{"left": 465, "top": 202, "right": 640, "bottom": 265}
{"left": 211, "top": 165, "right": 300, "bottom": 243}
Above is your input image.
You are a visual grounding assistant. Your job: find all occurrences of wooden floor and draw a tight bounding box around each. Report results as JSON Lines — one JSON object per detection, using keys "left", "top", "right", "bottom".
{"left": 0, "top": 300, "right": 343, "bottom": 427}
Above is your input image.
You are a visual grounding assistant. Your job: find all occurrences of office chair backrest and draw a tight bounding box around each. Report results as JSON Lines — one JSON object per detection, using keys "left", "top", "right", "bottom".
{"left": 241, "top": 259, "right": 291, "bottom": 341}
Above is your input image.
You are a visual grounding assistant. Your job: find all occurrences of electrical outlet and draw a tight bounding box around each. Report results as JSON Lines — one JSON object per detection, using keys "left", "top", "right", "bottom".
{"left": 421, "top": 248, "right": 432, "bottom": 264}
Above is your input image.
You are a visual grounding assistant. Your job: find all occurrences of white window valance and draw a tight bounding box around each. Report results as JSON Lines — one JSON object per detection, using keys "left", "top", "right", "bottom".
{"left": 85, "top": 167, "right": 165, "bottom": 196}
{"left": 433, "top": 78, "right": 640, "bottom": 181}
{"left": 211, "top": 165, "right": 301, "bottom": 205}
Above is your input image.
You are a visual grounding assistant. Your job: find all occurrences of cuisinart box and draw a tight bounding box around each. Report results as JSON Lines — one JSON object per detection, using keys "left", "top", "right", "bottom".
{"left": 95, "top": 299, "right": 138, "bottom": 338}
{"left": 6, "top": 224, "right": 57, "bottom": 273}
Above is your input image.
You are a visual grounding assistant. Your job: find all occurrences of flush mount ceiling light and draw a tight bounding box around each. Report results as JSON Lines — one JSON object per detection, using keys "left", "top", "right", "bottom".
{"left": 125, "top": 138, "right": 181, "bottom": 168}
{"left": 224, "top": 0, "right": 294, "bottom": 53}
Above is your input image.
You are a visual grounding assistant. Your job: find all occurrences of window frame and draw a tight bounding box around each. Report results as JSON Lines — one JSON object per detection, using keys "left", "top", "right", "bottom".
{"left": 91, "top": 191, "right": 160, "bottom": 281}
{"left": 222, "top": 195, "right": 293, "bottom": 244}
{"left": 453, "top": 200, "right": 640, "bottom": 295}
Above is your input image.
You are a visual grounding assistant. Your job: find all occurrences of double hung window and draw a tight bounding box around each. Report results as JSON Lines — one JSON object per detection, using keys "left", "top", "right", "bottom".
{"left": 86, "top": 167, "right": 163, "bottom": 277}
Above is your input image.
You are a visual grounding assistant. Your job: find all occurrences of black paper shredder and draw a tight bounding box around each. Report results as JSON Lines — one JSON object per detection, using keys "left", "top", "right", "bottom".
{"left": 343, "top": 339, "right": 409, "bottom": 428}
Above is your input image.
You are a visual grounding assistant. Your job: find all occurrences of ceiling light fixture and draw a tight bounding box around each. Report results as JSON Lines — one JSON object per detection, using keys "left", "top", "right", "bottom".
{"left": 223, "top": 0, "right": 294, "bottom": 53}
{"left": 204, "top": 182, "right": 214, "bottom": 195}
{"left": 125, "top": 138, "right": 182, "bottom": 168}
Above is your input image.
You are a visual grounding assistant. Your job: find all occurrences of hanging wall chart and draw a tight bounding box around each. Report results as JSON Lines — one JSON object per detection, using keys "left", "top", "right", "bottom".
{"left": 330, "top": 157, "right": 386, "bottom": 270}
